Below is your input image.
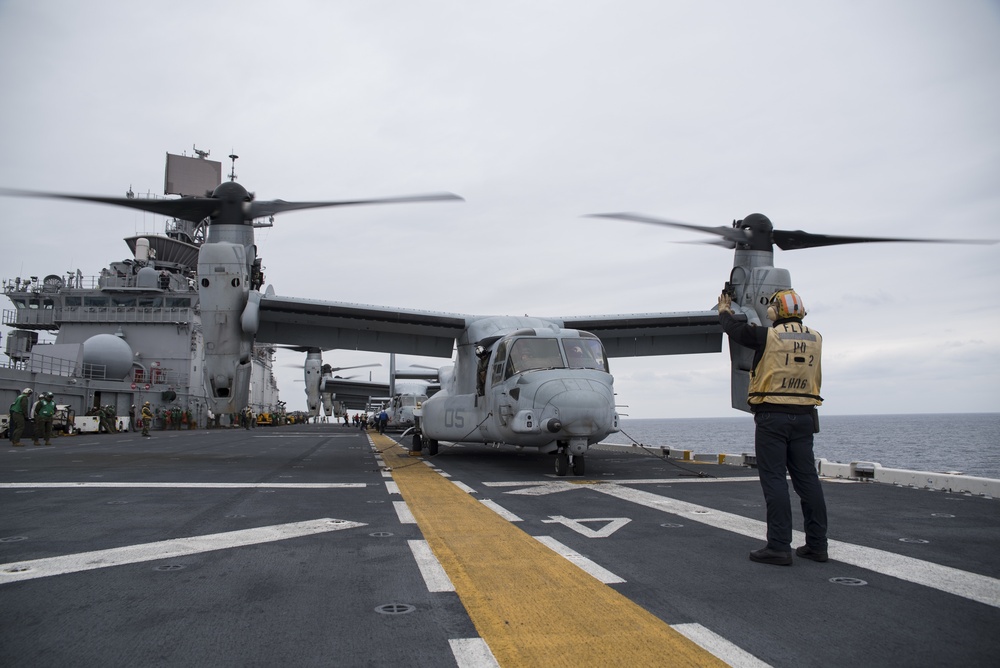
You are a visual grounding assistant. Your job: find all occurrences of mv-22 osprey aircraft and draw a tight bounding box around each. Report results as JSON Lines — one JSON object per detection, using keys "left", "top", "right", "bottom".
{"left": 3, "top": 173, "right": 992, "bottom": 476}
{"left": 251, "top": 210, "right": 991, "bottom": 475}
{"left": 287, "top": 349, "right": 435, "bottom": 424}
{"left": 285, "top": 347, "right": 381, "bottom": 421}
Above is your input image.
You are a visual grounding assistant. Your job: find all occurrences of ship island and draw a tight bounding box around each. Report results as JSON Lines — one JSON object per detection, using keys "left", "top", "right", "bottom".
{"left": 1, "top": 151, "right": 282, "bottom": 434}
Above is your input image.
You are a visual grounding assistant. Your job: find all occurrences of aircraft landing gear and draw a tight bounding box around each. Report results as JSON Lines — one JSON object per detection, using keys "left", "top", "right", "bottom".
{"left": 409, "top": 432, "right": 439, "bottom": 456}
{"left": 554, "top": 440, "right": 587, "bottom": 477}
{"left": 554, "top": 452, "right": 586, "bottom": 476}
{"left": 555, "top": 452, "right": 569, "bottom": 476}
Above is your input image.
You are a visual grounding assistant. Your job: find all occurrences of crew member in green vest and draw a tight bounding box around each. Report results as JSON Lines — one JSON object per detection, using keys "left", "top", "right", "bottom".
{"left": 31, "top": 391, "right": 56, "bottom": 446}
{"left": 9, "top": 387, "right": 33, "bottom": 447}
{"left": 718, "top": 288, "right": 828, "bottom": 566}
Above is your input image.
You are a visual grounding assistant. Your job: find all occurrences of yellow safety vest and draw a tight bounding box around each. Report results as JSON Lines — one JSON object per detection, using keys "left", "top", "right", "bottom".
{"left": 748, "top": 322, "right": 823, "bottom": 406}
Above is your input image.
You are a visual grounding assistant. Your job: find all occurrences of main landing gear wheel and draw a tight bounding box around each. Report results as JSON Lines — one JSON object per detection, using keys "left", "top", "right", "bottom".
{"left": 555, "top": 452, "right": 569, "bottom": 476}
{"left": 572, "top": 454, "right": 585, "bottom": 476}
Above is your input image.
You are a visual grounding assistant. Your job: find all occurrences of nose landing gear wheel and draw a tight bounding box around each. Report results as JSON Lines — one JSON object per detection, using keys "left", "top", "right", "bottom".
{"left": 571, "top": 454, "right": 585, "bottom": 476}
{"left": 555, "top": 452, "right": 569, "bottom": 476}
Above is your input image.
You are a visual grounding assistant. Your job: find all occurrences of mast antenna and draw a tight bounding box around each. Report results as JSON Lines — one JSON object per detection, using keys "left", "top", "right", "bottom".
{"left": 228, "top": 152, "right": 239, "bottom": 182}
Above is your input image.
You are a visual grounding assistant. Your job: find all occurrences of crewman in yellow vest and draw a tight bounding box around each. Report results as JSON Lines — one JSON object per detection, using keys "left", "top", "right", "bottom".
{"left": 141, "top": 401, "right": 154, "bottom": 437}
{"left": 718, "top": 288, "right": 828, "bottom": 566}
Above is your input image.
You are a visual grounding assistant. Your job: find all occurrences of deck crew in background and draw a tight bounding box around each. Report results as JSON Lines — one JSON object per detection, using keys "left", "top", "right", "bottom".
{"left": 718, "top": 289, "right": 829, "bottom": 566}
{"left": 9, "top": 387, "right": 33, "bottom": 446}
{"left": 141, "top": 401, "right": 153, "bottom": 437}
{"left": 30, "top": 391, "right": 56, "bottom": 446}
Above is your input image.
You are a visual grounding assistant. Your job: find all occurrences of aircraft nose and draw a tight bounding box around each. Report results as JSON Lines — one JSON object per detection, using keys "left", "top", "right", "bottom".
{"left": 536, "top": 380, "right": 615, "bottom": 437}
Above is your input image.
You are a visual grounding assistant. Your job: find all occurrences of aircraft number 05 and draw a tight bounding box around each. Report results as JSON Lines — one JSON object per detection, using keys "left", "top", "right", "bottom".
{"left": 445, "top": 409, "right": 465, "bottom": 429}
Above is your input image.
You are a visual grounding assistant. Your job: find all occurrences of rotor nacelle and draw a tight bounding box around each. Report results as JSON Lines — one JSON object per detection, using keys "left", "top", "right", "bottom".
{"left": 735, "top": 213, "right": 775, "bottom": 252}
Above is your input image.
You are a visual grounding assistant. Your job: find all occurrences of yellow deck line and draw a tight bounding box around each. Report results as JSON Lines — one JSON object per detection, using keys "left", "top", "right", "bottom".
{"left": 373, "top": 434, "right": 725, "bottom": 667}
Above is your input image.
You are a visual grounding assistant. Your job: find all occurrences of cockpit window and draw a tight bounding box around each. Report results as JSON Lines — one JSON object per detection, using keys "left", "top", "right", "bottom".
{"left": 563, "top": 338, "right": 609, "bottom": 371}
{"left": 506, "top": 338, "right": 564, "bottom": 377}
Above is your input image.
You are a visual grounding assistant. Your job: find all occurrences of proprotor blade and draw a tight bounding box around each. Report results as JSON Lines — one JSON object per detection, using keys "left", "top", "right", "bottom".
{"left": 772, "top": 228, "right": 998, "bottom": 250}
{"left": 0, "top": 187, "right": 219, "bottom": 223}
{"left": 248, "top": 192, "right": 464, "bottom": 219}
{"left": 590, "top": 209, "right": 998, "bottom": 250}
{"left": 586, "top": 212, "right": 750, "bottom": 246}
{"left": 0, "top": 187, "right": 463, "bottom": 225}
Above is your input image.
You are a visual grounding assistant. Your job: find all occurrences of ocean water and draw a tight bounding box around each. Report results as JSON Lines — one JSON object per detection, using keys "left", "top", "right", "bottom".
{"left": 602, "top": 413, "right": 1000, "bottom": 480}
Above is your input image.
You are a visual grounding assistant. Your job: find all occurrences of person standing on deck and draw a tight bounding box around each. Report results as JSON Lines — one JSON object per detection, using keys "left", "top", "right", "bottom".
{"left": 9, "top": 388, "right": 33, "bottom": 446}
{"left": 718, "top": 289, "right": 829, "bottom": 566}
{"left": 30, "top": 392, "right": 56, "bottom": 446}
{"left": 141, "top": 401, "right": 154, "bottom": 437}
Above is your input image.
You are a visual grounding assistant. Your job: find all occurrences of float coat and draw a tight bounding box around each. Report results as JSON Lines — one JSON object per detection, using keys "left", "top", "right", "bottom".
{"left": 748, "top": 323, "right": 823, "bottom": 406}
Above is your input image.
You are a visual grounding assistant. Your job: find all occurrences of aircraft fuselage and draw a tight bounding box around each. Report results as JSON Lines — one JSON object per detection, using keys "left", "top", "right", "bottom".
{"left": 417, "top": 317, "right": 619, "bottom": 462}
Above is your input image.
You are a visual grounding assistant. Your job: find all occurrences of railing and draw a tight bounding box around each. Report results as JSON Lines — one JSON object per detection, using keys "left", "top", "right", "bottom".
{"left": 3, "top": 350, "right": 192, "bottom": 386}
{"left": 132, "top": 368, "right": 191, "bottom": 387}
{"left": 25, "top": 352, "right": 87, "bottom": 377}
{"left": 2, "top": 309, "right": 56, "bottom": 327}
{"left": 5, "top": 274, "right": 104, "bottom": 292}
{"left": 3, "top": 307, "right": 196, "bottom": 327}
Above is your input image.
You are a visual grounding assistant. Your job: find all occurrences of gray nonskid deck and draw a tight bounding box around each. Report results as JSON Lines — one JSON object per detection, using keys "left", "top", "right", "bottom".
{"left": 1, "top": 426, "right": 997, "bottom": 667}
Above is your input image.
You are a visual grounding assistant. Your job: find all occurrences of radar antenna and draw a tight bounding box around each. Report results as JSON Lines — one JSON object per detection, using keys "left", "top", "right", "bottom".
{"left": 228, "top": 152, "right": 238, "bottom": 182}
{"left": 193, "top": 145, "right": 210, "bottom": 159}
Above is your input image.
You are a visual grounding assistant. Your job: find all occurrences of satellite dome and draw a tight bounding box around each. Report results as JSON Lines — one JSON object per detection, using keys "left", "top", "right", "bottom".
{"left": 136, "top": 266, "right": 159, "bottom": 289}
{"left": 82, "top": 334, "right": 134, "bottom": 379}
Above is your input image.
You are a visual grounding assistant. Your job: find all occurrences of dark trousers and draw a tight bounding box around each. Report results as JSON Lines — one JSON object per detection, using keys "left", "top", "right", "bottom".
{"left": 10, "top": 412, "right": 26, "bottom": 443}
{"left": 754, "top": 411, "right": 828, "bottom": 552}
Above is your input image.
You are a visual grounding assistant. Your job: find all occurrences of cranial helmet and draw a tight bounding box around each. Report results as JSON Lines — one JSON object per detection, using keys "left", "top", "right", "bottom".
{"left": 23, "top": 387, "right": 33, "bottom": 394}
{"left": 769, "top": 289, "right": 806, "bottom": 320}
{"left": 144, "top": 401, "right": 151, "bottom": 406}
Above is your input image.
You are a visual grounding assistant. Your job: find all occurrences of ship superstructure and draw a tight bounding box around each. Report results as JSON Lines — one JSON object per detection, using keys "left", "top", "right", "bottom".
{"left": 0, "top": 151, "right": 281, "bottom": 428}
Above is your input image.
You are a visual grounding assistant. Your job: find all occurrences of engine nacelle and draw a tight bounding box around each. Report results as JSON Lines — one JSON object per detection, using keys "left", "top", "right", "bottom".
{"left": 199, "top": 240, "right": 252, "bottom": 414}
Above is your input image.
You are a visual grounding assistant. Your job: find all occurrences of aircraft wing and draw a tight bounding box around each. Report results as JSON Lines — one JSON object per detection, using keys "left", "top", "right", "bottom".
{"left": 319, "top": 378, "right": 390, "bottom": 410}
{"left": 257, "top": 295, "right": 468, "bottom": 358}
{"left": 558, "top": 310, "right": 726, "bottom": 357}
{"left": 257, "top": 295, "right": 730, "bottom": 359}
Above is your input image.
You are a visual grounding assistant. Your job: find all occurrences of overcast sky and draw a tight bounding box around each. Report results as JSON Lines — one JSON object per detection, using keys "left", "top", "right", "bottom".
{"left": 1, "top": 1, "right": 997, "bottom": 418}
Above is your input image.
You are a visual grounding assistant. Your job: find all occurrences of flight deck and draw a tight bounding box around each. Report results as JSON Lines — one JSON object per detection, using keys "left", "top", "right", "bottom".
{"left": 2, "top": 425, "right": 997, "bottom": 667}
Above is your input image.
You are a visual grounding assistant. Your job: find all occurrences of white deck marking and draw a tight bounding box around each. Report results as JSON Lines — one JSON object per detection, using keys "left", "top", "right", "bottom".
{"left": 595, "top": 484, "right": 1000, "bottom": 609}
{"left": 673, "top": 623, "right": 772, "bottom": 668}
{"left": 533, "top": 536, "right": 626, "bottom": 584}
{"left": 452, "top": 481, "right": 477, "bottom": 494}
{"left": 393, "top": 500, "right": 417, "bottom": 524}
{"left": 0, "top": 518, "right": 365, "bottom": 584}
{"left": 479, "top": 499, "right": 522, "bottom": 522}
{"left": 482, "top": 477, "right": 760, "bottom": 492}
{"left": 449, "top": 638, "right": 500, "bottom": 668}
{"left": 253, "top": 434, "right": 358, "bottom": 438}
{"left": 0, "top": 482, "right": 365, "bottom": 489}
{"left": 423, "top": 460, "right": 452, "bottom": 478}
{"left": 408, "top": 539, "right": 456, "bottom": 592}
{"left": 385, "top": 481, "right": 400, "bottom": 495}
{"left": 540, "top": 515, "right": 631, "bottom": 538}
